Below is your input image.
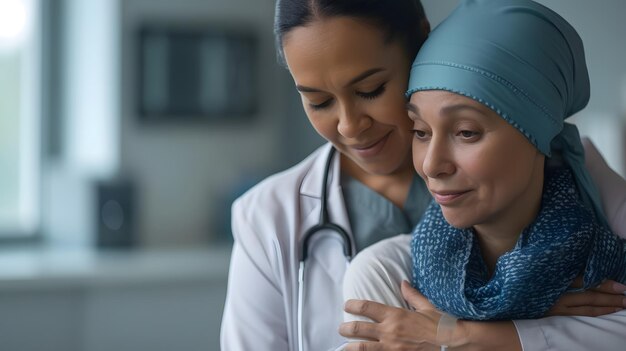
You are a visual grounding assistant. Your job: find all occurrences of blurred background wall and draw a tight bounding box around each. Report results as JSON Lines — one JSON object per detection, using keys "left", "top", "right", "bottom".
{"left": 35, "top": 0, "right": 626, "bottom": 251}
{"left": 0, "top": 0, "right": 624, "bottom": 350}
{"left": 43, "top": 0, "right": 300, "bottom": 248}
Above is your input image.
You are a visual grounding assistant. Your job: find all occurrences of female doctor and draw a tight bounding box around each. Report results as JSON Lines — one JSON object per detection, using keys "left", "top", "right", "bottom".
{"left": 220, "top": 0, "right": 626, "bottom": 350}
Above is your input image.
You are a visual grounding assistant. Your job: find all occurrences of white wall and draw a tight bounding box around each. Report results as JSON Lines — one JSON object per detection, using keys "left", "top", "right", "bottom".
{"left": 43, "top": 0, "right": 312, "bottom": 248}
{"left": 119, "top": 0, "right": 290, "bottom": 246}
{"left": 536, "top": 0, "right": 626, "bottom": 175}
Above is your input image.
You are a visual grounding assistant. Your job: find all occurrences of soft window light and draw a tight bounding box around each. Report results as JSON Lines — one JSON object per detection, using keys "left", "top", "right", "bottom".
{"left": 0, "top": 0, "right": 28, "bottom": 44}
{"left": 0, "top": 0, "right": 39, "bottom": 236}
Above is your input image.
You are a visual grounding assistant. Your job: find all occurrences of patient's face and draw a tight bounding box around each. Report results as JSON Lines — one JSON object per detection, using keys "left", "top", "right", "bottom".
{"left": 408, "top": 90, "right": 545, "bottom": 230}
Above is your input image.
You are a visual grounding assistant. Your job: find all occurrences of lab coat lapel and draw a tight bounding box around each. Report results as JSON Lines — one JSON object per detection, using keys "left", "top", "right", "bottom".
{"left": 300, "top": 143, "right": 332, "bottom": 198}
{"left": 299, "top": 144, "right": 353, "bottom": 349}
{"left": 326, "top": 151, "right": 355, "bottom": 256}
{"left": 300, "top": 144, "right": 355, "bottom": 255}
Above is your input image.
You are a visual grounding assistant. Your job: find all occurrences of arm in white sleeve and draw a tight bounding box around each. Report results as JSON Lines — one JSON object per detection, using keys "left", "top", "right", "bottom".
{"left": 220, "top": 200, "right": 289, "bottom": 351}
{"left": 583, "top": 137, "right": 626, "bottom": 239}
{"left": 514, "top": 310, "right": 626, "bottom": 351}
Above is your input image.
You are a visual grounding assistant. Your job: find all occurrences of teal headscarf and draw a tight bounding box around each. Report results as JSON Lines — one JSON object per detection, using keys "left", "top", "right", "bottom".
{"left": 406, "top": 0, "right": 606, "bottom": 226}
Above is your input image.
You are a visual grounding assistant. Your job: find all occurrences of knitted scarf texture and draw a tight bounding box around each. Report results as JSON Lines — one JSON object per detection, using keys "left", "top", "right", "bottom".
{"left": 411, "top": 169, "right": 626, "bottom": 320}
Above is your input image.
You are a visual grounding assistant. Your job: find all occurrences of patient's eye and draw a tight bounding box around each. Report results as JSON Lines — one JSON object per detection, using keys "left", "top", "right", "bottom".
{"left": 458, "top": 130, "right": 481, "bottom": 141}
{"left": 412, "top": 129, "right": 428, "bottom": 140}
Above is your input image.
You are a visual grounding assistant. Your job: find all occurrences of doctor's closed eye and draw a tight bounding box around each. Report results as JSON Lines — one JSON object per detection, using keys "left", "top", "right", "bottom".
{"left": 309, "top": 99, "right": 334, "bottom": 110}
{"left": 307, "top": 83, "right": 387, "bottom": 111}
{"left": 356, "top": 83, "right": 387, "bottom": 99}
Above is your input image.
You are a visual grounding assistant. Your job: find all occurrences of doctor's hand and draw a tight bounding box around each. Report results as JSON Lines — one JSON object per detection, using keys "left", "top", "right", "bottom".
{"left": 546, "top": 277, "right": 626, "bottom": 317}
{"left": 339, "top": 281, "right": 448, "bottom": 351}
{"left": 340, "top": 281, "right": 522, "bottom": 351}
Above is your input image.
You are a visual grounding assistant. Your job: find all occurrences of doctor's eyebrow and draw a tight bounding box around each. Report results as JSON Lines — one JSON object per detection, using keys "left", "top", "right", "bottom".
{"left": 296, "top": 85, "right": 323, "bottom": 93}
{"left": 295, "top": 67, "right": 386, "bottom": 93}
{"left": 347, "top": 68, "right": 385, "bottom": 86}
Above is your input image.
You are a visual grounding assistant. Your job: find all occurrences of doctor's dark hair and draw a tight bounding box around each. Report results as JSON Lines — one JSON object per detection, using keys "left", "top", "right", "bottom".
{"left": 274, "top": 0, "right": 428, "bottom": 67}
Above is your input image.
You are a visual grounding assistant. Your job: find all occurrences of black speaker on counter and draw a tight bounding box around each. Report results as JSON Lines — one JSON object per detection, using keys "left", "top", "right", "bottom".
{"left": 95, "top": 180, "right": 136, "bottom": 249}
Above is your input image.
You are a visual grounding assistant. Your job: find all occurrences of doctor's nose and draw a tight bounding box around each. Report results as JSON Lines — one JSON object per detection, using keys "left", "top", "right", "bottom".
{"left": 421, "top": 138, "right": 456, "bottom": 179}
{"left": 337, "top": 104, "right": 371, "bottom": 138}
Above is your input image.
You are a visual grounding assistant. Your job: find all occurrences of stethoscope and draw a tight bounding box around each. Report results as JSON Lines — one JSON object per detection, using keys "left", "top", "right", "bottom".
{"left": 297, "top": 146, "right": 354, "bottom": 351}
{"left": 296, "top": 147, "right": 450, "bottom": 351}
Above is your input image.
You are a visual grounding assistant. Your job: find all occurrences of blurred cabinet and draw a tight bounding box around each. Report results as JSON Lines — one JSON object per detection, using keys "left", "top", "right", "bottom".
{"left": 85, "top": 282, "right": 226, "bottom": 351}
{"left": 0, "top": 248, "right": 230, "bottom": 351}
{"left": 0, "top": 281, "right": 226, "bottom": 351}
{"left": 0, "top": 291, "right": 83, "bottom": 351}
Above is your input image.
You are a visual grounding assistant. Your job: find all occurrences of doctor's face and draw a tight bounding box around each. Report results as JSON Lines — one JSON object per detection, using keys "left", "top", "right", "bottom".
{"left": 282, "top": 17, "right": 414, "bottom": 177}
{"left": 408, "top": 91, "right": 545, "bottom": 231}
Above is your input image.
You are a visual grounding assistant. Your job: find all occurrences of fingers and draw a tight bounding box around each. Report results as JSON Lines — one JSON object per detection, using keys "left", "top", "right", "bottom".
{"left": 571, "top": 276, "right": 626, "bottom": 295}
{"left": 345, "top": 340, "right": 440, "bottom": 351}
{"left": 339, "top": 321, "right": 379, "bottom": 341}
{"left": 344, "top": 341, "right": 438, "bottom": 351}
{"left": 548, "top": 285, "right": 626, "bottom": 317}
{"left": 344, "top": 299, "right": 391, "bottom": 323}
{"left": 560, "top": 289, "right": 626, "bottom": 309}
{"left": 401, "top": 280, "right": 433, "bottom": 311}
{"left": 591, "top": 280, "right": 626, "bottom": 295}
{"left": 343, "top": 341, "right": 382, "bottom": 351}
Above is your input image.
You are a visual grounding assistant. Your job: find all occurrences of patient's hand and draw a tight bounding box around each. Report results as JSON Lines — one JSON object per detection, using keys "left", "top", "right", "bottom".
{"left": 547, "top": 277, "right": 626, "bottom": 317}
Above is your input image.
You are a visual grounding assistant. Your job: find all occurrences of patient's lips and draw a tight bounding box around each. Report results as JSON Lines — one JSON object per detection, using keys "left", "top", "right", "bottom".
{"left": 430, "top": 189, "right": 471, "bottom": 206}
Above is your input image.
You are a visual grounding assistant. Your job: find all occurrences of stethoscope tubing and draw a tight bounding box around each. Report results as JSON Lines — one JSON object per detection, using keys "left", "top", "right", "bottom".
{"left": 297, "top": 147, "right": 353, "bottom": 351}
{"left": 298, "top": 147, "right": 449, "bottom": 351}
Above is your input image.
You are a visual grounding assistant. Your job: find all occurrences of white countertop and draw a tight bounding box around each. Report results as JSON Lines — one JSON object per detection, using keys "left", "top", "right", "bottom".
{"left": 0, "top": 245, "right": 232, "bottom": 291}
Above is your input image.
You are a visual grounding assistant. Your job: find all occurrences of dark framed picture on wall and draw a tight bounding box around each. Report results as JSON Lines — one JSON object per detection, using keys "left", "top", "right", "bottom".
{"left": 137, "top": 24, "right": 258, "bottom": 122}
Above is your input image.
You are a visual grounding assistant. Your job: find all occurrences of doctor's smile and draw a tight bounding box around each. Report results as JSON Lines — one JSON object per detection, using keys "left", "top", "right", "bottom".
{"left": 349, "top": 131, "right": 392, "bottom": 158}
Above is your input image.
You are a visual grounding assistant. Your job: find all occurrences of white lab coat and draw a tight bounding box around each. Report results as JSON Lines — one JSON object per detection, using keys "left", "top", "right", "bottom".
{"left": 221, "top": 143, "right": 354, "bottom": 351}
{"left": 221, "top": 142, "right": 626, "bottom": 351}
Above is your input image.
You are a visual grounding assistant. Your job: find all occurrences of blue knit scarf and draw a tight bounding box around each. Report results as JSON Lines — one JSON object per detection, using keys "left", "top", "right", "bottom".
{"left": 411, "top": 169, "right": 626, "bottom": 320}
